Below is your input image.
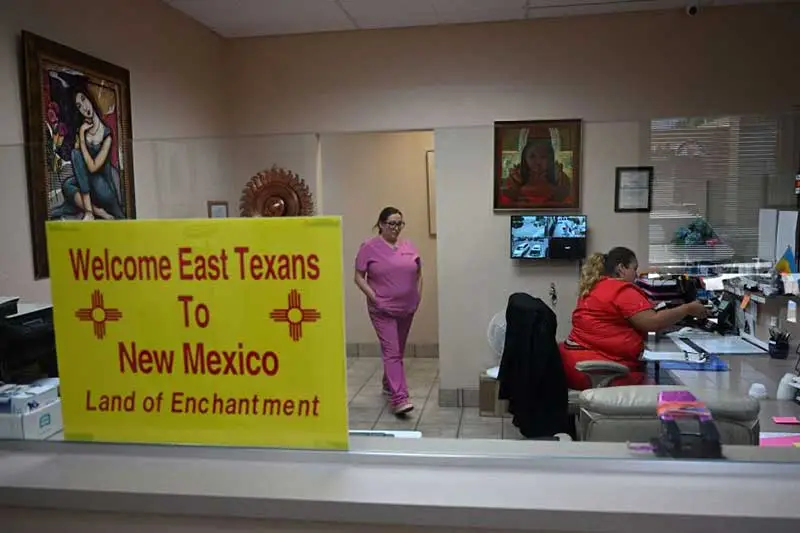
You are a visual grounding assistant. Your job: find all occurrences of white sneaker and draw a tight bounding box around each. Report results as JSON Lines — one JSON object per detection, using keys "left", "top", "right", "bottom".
{"left": 392, "top": 403, "right": 414, "bottom": 416}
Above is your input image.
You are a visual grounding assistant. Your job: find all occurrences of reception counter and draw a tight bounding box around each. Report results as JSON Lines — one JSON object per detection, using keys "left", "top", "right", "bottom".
{"left": 1, "top": 437, "right": 799, "bottom": 533}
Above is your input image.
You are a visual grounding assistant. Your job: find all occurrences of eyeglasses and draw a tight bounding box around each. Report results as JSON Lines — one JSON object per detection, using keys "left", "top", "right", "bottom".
{"left": 384, "top": 221, "right": 405, "bottom": 228}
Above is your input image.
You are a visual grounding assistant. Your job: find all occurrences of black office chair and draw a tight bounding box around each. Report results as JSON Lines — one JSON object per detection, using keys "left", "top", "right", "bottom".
{"left": 498, "top": 293, "right": 570, "bottom": 439}
{"left": 497, "top": 292, "right": 630, "bottom": 440}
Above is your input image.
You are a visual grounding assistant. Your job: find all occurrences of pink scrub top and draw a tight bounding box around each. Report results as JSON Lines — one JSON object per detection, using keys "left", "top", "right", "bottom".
{"left": 355, "top": 236, "right": 421, "bottom": 316}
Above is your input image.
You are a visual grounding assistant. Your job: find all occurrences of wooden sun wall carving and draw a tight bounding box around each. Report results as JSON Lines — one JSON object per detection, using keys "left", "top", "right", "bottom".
{"left": 239, "top": 165, "right": 315, "bottom": 217}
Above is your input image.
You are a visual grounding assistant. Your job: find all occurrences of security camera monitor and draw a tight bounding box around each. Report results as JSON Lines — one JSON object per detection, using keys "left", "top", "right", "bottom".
{"left": 510, "top": 215, "right": 587, "bottom": 260}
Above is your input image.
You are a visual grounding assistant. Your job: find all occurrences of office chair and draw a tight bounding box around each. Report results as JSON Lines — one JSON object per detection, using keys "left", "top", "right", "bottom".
{"left": 497, "top": 292, "right": 630, "bottom": 440}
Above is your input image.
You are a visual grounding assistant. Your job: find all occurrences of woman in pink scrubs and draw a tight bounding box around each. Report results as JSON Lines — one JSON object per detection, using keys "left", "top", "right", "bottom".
{"left": 354, "top": 207, "right": 422, "bottom": 415}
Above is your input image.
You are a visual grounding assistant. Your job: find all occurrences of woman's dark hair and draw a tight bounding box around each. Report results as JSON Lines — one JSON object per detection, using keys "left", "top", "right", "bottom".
{"left": 67, "top": 84, "right": 106, "bottom": 155}
{"left": 72, "top": 82, "right": 102, "bottom": 129}
{"left": 47, "top": 74, "right": 102, "bottom": 161}
{"left": 579, "top": 247, "right": 637, "bottom": 298}
{"left": 373, "top": 206, "right": 403, "bottom": 232}
{"left": 519, "top": 138, "right": 556, "bottom": 185}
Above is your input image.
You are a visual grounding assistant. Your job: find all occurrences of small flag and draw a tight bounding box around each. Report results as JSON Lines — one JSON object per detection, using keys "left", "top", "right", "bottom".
{"left": 775, "top": 246, "right": 797, "bottom": 274}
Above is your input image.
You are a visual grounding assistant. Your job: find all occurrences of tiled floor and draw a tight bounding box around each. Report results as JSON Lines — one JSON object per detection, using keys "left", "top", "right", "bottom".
{"left": 347, "top": 358, "right": 523, "bottom": 439}
{"left": 349, "top": 356, "right": 800, "bottom": 443}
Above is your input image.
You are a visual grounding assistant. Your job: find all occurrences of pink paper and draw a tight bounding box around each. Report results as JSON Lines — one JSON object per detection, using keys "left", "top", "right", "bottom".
{"left": 772, "top": 417, "right": 800, "bottom": 425}
{"left": 760, "top": 435, "right": 800, "bottom": 447}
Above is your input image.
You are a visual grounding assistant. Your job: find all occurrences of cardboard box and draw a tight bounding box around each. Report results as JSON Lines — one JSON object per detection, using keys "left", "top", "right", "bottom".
{"left": 0, "top": 378, "right": 60, "bottom": 414}
{"left": 479, "top": 372, "right": 508, "bottom": 418}
{"left": 0, "top": 399, "right": 62, "bottom": 440}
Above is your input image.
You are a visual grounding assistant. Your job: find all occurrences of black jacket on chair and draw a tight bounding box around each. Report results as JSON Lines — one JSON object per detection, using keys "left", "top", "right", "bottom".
{"left": 497, "top": 293, "right": 569, "bottom": 438}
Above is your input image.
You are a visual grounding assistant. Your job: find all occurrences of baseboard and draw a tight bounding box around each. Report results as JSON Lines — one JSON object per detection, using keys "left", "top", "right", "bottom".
{"left": 439, "top": 387, "right": 480, "bottom": 408}
{"left": 346, "top": 342, "right": 438, "bottom": 358}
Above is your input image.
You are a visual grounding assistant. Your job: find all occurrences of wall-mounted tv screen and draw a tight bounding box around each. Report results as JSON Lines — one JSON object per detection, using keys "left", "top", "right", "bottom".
{"left": 510, "top": 215, "right": 587, "bottom": 260}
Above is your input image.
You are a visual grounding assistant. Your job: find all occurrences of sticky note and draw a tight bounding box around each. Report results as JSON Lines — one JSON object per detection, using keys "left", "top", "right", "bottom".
{"left": 772, "top": 416, "right": 800, "bottom": 425}
{"left": 761, "top": 435, "right": 800, "bottom": 447}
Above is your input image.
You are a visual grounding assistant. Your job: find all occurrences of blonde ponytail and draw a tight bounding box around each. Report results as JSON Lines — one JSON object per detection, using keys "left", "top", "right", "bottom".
{"left": 578, "top": 253, "right": 606, "bottom": 298}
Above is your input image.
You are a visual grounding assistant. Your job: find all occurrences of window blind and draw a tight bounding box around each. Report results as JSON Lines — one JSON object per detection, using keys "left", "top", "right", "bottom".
{"left": 648, "top": 115, "right": 780, "bottom": 266}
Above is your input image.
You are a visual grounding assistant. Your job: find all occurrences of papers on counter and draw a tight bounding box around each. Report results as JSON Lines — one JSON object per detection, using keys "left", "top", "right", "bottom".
{"left": 702, "top": 276, "right": 725, "bottom": 291}
{"left": 665, "top": 327, "right": 715, "bottom": 338}
{"left": 661, "top": 329, "right": 766, "bottom": 355}
{"left": 689, "top": 336, "right": 766, "bottom": 355}
{"left": 642, "top": 350, "right": 707, "bottom": 363}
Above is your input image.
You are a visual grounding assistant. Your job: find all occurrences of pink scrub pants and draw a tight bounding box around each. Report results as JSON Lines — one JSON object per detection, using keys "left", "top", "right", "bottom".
{"left": 369, "top": 310, "right": 414, "bottom": 407}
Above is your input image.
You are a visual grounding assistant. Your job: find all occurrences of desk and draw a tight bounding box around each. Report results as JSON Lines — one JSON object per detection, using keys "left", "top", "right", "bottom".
{"left": 1, "top": 438, "right": 800, "bottom": 533}
{"left": 645, "top": 336, "right": 800, "bottom": 434}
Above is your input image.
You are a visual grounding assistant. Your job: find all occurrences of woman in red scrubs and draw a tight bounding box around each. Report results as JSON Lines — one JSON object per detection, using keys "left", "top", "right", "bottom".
{"left": 560, "top": 247, "right": 709, "bottom": 390}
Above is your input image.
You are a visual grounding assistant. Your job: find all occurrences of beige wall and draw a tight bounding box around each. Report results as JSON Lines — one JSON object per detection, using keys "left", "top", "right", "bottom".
{"left": 0, "top": 0, "right": 226, "bottom": 301}
{"left": 225, "top": 4, "right": 799, "bottom": 390}
{"left": 436, "top": 123, "right": 647, "bottom": 389}
{"left": 226, "top": 5, "right": 799, "bottom": 135}
{"left": 1, "top": 3, "right": 798, "bottom": 390}
{"left": 321, "top": 131, "right": 437, "bottom": 344}
{"left": 226, "top": 135, "right": 321, "bottom": 215}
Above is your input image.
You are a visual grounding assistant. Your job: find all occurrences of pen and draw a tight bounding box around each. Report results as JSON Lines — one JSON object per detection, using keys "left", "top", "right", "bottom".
{"left": 770, "top": 329, "right": 791, "bottom": 343}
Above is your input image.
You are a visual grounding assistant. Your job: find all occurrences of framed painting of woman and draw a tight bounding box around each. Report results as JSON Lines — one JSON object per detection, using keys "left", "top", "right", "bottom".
{"left": 21, "top": 31, "right": 136, "bottom": 279}
{"left": 493, "top": 120, "right": 582, "bottom": 211}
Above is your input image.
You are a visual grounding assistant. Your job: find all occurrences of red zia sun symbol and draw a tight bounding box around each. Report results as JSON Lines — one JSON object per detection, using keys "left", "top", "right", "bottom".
{"left": 75, "top": 289, "right": 123, "bottom": 340}
{"left": 270, "top": 289, "right": 321, "bottom": 342}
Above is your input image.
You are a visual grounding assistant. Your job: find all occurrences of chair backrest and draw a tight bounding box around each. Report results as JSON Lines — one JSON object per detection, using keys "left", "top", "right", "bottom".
{"left": 497, "top": 292, "right": 569, "bottom": 438}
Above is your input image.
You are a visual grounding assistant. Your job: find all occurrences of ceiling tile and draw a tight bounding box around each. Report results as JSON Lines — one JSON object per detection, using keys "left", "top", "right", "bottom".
{"left": 525, "top": 0, "right": 683, "bottom": 19}
{"left": 163, "top": 0, "right": 781, "bottom": 38}
{"left": 165, "top": 0, "right": 355, "bottom": 37}
{"left": 431, "top": 0, "right": 527, "bottom": 24}
{"left": 339, "top": 0, "right": 439, "bottom": 29}
{"left": 433, "top": 0, "right": 527, "bottom": 10}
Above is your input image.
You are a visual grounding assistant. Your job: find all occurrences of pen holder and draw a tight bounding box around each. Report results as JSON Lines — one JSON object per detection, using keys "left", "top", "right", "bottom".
{"left": 768, "top": 340, "right": 790, "bottom": 360}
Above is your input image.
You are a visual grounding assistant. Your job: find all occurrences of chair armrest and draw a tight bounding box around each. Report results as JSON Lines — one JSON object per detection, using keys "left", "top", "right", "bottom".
{"left": 574, "top": 361, "right": 630, "bottom": 389}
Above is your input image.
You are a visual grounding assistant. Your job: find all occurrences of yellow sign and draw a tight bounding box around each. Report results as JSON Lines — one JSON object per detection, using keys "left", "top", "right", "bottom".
{"left": 46, "top": 217, "right": 348, "bottom": 450}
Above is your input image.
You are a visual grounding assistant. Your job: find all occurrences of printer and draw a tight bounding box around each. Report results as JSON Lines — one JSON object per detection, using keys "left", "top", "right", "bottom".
{"left": 0, "top": 303, "right": 57, "bottom": 383}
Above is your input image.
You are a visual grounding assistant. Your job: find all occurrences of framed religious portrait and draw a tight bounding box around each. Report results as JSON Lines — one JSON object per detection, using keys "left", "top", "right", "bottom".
{"left": 615, "top": 166, "right": 654, "bottom": 212}
{"left": 21, "top": 31, "right": 136, "bottom": 279}
{"left": 493, "top": 119, "right": 582, "bottom": 211}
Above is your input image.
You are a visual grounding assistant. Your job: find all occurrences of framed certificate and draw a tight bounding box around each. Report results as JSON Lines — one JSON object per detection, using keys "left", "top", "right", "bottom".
{"left": 614, "top": 166, "right": 653, "bottom": 212}
{"left": 207, "top": 200, "right": 229, "bottom": 218}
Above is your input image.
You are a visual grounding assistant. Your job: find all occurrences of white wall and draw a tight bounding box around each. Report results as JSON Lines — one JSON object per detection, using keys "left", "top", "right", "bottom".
{"left": 321, "top": 131, "right": 437, "bottom": 344}
{"left": 436, "top": 122, "right": 646, "bottom": 389}
{"left": 0, "top": 0, "right": 226, "bottom": 302}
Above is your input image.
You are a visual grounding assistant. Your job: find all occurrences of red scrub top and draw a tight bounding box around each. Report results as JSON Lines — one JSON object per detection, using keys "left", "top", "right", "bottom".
{"left": 560, "top": 277, "right": 653, "bottom": 390}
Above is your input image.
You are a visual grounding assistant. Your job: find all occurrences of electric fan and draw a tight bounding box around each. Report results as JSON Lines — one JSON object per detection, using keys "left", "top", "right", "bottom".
{"left": 485, "top": 311, "right": 506, "bottom": 379}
